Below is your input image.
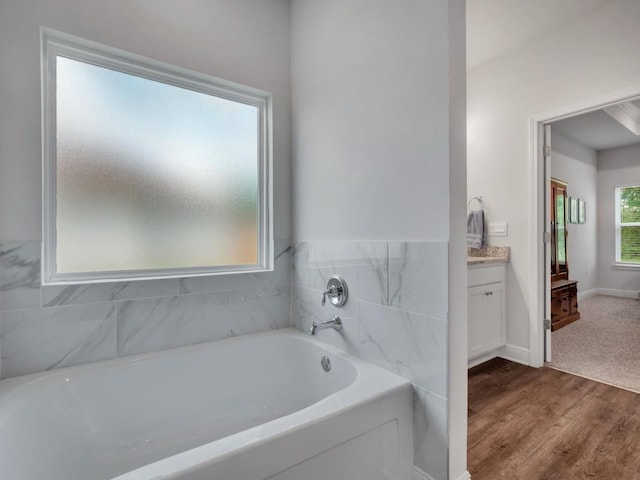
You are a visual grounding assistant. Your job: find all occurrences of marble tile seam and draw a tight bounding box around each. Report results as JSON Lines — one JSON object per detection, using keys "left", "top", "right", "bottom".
{"left": 292, "top": 283, "right": 448, "bottom": 323}
{"left": 412, "top": 382, "right": 448, "bottom": 402}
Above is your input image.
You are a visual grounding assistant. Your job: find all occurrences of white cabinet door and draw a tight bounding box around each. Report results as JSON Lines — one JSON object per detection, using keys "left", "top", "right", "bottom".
{"left": 468, "top": 286, "right": 486, "bottom": 358}
{"left": 483, "top": 283, "right": 504, "bottom": 351}
{"left": 468, "top": 282, "right": 505, "bottom": 359}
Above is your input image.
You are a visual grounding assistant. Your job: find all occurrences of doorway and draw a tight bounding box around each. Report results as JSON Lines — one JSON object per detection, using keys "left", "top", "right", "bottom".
{"left": 538, "top": 101, "right": 640, "bottom": 392}
{"left": 531, "top": 91, "right": 640, "bottom": 391}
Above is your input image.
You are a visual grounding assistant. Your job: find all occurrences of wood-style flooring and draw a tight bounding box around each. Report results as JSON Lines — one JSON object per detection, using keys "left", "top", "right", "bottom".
{"left": 468, "top": 358, "right": 640, "bottom": 480}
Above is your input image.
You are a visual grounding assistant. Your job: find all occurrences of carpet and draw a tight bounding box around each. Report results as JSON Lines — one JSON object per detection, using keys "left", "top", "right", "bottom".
{"left": 548, "top": 294, "right": 640, "bottom": 393}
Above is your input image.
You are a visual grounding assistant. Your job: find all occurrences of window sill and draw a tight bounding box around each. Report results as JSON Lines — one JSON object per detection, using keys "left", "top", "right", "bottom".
{"left": 612, "top": 263, "right": 640, "bottom": 270}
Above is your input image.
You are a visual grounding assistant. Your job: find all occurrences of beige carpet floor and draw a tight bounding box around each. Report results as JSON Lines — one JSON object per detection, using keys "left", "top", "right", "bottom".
{"left": 548, "top": 294, "right": 640, "bottom": 393}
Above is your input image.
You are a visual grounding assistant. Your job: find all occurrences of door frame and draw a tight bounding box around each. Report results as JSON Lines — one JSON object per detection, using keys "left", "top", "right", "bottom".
{"left": 528, "top": 84, "right": 640, "bottom": 368}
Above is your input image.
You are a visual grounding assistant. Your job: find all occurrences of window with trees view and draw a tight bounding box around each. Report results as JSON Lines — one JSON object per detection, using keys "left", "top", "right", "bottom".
{"left": 615, "top": 186, "right": 640, "bottom": 264}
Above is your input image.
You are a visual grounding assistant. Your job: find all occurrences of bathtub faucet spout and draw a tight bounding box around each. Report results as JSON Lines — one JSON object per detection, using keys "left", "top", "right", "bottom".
{"left": 308, "top": 315, "right": 342, "bottom": 335}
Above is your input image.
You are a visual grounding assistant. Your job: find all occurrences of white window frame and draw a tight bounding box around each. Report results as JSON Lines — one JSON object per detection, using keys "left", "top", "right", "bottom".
{"left": 41, "top": 28, "right": 273, "bottom": 285}
{"left": 615, "top": 185, "right": 640, "bottom": 266}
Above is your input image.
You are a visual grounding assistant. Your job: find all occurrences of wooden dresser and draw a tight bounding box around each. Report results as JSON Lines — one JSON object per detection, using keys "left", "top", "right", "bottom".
{"left": 550, "top": 279, "right": 580, "bottom": 331}
{"left": 549, "top": 178, "right": 580, "bottom": 331}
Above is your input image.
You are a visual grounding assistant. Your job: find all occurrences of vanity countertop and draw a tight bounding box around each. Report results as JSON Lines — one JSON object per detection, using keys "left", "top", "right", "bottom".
{"left": 467, "top": 246, "right": 510, "bottom": 265}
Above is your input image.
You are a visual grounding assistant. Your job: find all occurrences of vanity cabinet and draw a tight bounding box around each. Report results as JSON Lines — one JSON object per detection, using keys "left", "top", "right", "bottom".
{"left": 468, "top": 264, "right": 506, "bottom": 364}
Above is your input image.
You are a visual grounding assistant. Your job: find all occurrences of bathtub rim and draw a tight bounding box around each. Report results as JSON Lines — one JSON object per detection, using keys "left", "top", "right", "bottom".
{"left": 108, "top": 330, "right": 411, "bottom": 480}
{"left": 0, "top": 328, "right": 412, "bottom": 480}
{"left": 0, "top": 327, "right": 402, "bottom": 396}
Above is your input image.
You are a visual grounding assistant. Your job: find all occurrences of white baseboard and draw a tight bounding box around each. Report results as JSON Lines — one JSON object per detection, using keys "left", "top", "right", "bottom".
{"left": 578, "top": 288, "right": 598, "bottom": 300}
{"left": 498, "top": 343, "right": 529, "bottom": 366}
{"left": 468, "top": 344, "right": 530, "bottom": 369}
{"left": 468, "top": 350, "right": 499, "bottom": 369}
{"left": 595, "top": 288, "right": 639, "bottom": 299}
{"left": 455, "top": 472, "right": 471, "bottom": 480}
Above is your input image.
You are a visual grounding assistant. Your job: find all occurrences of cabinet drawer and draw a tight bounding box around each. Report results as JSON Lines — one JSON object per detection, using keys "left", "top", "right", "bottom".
{"left": 550, "top": 280, "right": 579, "bottom": 329}
{"left": 551, "top": 286, "right": 569, "bottom": 300}
{"left": 468, "top": 265, "right": 505, "bottom": 287}
{"left": 570, "top": 291, "right": 579, "bottom": 314}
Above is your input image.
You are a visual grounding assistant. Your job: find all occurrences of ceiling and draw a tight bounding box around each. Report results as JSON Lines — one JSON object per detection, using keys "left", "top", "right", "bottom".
{"left": 467, "top": 0, "right": 617, "bottom": 70}
{"left": 552, "top": 100, "right": 640, "bottom": 151}
{"left": 466, "top": 0, "right": 639, "bottom": 151}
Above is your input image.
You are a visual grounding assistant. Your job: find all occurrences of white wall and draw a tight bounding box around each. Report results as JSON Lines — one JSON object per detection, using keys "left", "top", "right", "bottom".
{"left": 0, "top": 1, "right": 292, "bottom": 376}
{"left": 0, "top": 0, "right": 291, "bottom": 242}
{"left": 291, "top": 0, "right": 450, "bottom": 241}
{"left": 597, "top": 143, "right": 640, "bottom": 293}
{"left": 467, "top": 0, "right": 640, "bottom": 353}
{"left": 1, "top": 2, "right": 469, "bottom": 476}
{"left": 447, "top": 0, "right": 469, "bottom": 477}
{"left": 550, "top": 131, "right": 598, "bottom": 293}
{"left": 291, "top": 1, "right": 467, "bottom": 478}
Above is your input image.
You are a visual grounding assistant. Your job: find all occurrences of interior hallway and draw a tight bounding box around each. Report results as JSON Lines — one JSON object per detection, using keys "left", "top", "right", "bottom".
{"left": 468, "top": 358, "right": 640, "bottom": 479}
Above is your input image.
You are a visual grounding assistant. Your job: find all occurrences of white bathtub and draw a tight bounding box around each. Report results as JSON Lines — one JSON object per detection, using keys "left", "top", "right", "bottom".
{"left": 0, "top": 328, "right": 413, "bottom": 480}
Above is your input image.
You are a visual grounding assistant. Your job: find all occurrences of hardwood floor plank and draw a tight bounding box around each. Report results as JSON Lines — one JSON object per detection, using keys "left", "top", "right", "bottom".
{"left": 468, "top": 359, "right": 640, "bottom": 480}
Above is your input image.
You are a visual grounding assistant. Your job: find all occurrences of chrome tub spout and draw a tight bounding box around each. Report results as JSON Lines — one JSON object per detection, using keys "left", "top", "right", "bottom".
{"left": 308, "top": 315, "right": 342, "bottom": 335}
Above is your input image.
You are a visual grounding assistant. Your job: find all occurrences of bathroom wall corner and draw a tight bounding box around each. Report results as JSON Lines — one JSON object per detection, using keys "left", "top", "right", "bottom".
{"left": 291, "top": 239, "right": 449, "bottom": 480}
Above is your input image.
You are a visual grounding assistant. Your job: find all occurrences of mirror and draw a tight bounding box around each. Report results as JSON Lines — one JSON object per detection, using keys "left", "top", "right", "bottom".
{"left": 551, "top": 178, "right": 569, "bottom": 282}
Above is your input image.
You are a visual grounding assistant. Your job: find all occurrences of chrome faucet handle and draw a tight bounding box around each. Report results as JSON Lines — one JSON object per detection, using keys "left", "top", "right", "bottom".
{"left": 321, "top": 286, "right": 338, "bottom": 306}
{"left": 320, "top": 276, "right": 349, "bottom": 307}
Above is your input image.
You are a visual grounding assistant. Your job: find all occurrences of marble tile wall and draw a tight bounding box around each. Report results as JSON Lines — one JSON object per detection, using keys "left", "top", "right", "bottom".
{"left": 292, "top": 240, "right": 449, "bottom": 480}
{"left": 0, "top": 239, "right": 292, "bottom": 378}
{"left": 2, "top": 238, "right": 445, "bottom": 476}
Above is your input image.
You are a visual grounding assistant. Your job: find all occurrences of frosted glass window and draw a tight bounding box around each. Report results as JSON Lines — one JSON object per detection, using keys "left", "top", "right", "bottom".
{"left": 42, "top": 30, "right": 272, "bottom": 284}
